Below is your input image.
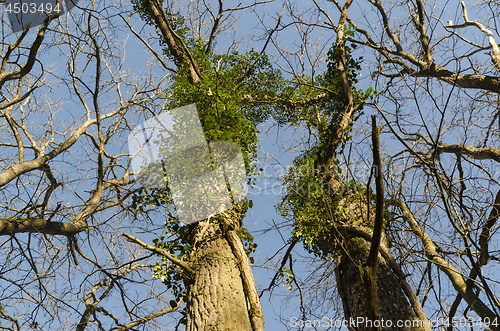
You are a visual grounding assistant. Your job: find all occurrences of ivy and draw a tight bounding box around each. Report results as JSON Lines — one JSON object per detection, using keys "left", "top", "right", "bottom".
{"left": 130, "top": 7, "right": 284, "bottom": 308}
{"left": 276, "top": 27, "right": 377, "bottom": 258}
{"left": 131, "top": 0, "right": 194, "bottom": 65}
{"left": 237, "top": 223, "right": 258, "bottom": 264}
{"left": 164, "top": 46, "right": 284, "bottom": 187}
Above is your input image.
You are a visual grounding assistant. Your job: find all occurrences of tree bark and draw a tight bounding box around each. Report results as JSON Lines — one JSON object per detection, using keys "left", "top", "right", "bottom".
{"left": 337, "top": 236, "right": 427, "bottom": 331}
{"left": 184, "top": 213, "right": 263, "bottom": 331}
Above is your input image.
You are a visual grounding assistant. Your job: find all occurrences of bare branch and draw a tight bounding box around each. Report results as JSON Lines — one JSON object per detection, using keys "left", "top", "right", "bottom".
{"left": 392, "top": 198, "right": 500, "bottom": 327}
{"left": 447, "top": 1, "right": 500, "bottom": 72}
{"left": 435, "top": 143, "right": 500, "bottom": 163}
{"left": 123, "top": 232, "right": 194, "bottom": 276}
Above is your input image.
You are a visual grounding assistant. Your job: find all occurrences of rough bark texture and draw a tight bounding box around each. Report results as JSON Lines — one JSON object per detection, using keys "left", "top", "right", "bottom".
{"left": 338, "top": 236, "right": 426, "bottom": 331}
{"left": 184, "top": 217, "right": 253, "bottom": 331}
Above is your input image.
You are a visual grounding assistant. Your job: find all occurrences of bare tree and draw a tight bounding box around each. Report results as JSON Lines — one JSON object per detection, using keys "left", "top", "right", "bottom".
{"left": 0, "top": 1, "right": 182, "bottom": 329}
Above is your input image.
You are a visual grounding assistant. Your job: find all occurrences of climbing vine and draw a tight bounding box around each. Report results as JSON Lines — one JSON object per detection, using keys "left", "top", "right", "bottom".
{"left": 276, "top": 27, "right": 376, "bottom": 258}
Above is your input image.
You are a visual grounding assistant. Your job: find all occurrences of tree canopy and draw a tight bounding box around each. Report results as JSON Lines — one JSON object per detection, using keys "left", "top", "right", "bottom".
{"left": 1, "top": 0, "right": 500, "bottom": 330}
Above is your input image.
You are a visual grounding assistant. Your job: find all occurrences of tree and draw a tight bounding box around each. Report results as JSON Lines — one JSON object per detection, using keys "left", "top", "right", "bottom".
{"left": 0, "top": 1, "right": 185, "bottom": 329}
{"left": 265, "top": 0, "right": 500, "bottom": 330}
{"left": 0, "top": 0, "right": 290, "bottom": 329}
{"left": 124, "top": 0, "right": 291, "bottom": 329}
{"left": 0, "top": 0, "right": 294, "bottom": 328}
{"left": 262, "top": 2, "right": 428, "bottom": 329}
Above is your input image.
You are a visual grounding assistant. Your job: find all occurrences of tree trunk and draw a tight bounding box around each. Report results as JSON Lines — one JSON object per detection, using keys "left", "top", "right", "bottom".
{"left": 184, "top": 213, "right": 263, "bottom": 331}
{"left": 337, "top": 236, "right": 426, "bottom": 331}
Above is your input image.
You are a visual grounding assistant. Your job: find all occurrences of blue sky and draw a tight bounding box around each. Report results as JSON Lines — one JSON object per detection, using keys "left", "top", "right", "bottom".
{"left": 4, "top": 0, "right": 498, "bottom": 329}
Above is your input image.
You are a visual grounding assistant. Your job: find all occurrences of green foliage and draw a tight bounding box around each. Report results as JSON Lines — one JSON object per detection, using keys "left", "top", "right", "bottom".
{"left": 273, "top": 24, "right": 375, "bottom": 151}
{"left": 276, "top": 27, "right": 377, "bottom": 258}
{"left": 131, "top": 186, "right": 173, "bottom": 212}
{"left": 130, "top": 8, "right": 285, "bottom": 217}
{"left": 277, "top": 159, "right": 376, "bottom": 258}
{"left": 277, "top": 266, "right": 295, "bottom": 291}
{"left": 277, "top": 149, "right": 371, "bottom": 258}
{"left": 237, "top": 223, "right": 258, "bottom": 264}
{"left": 150, "top": 217, "right": 192, "bottom": 304}
{"left": 165, "top": 45, "right": 284, "bottom": 186}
